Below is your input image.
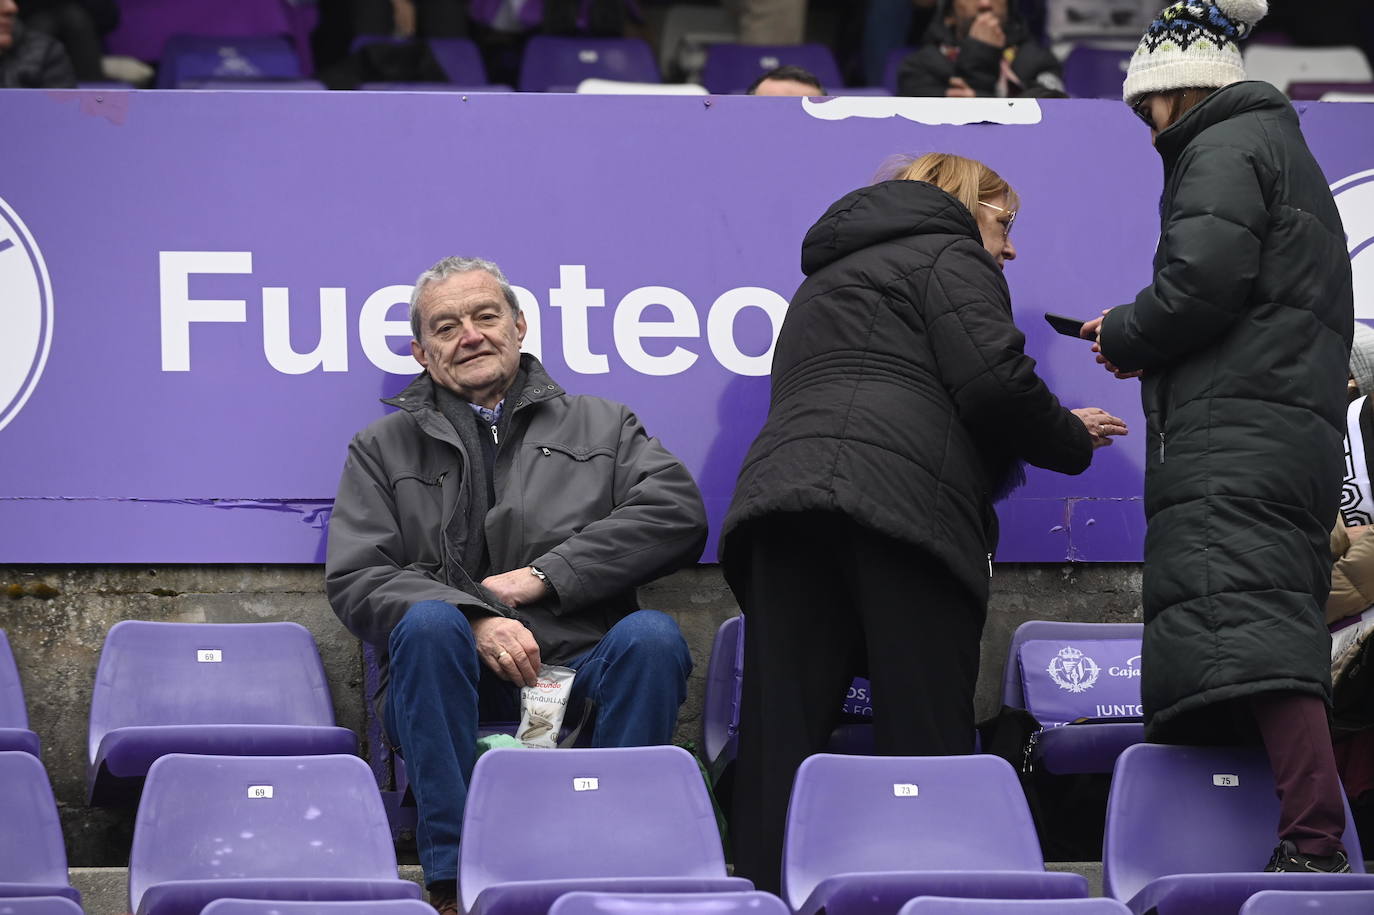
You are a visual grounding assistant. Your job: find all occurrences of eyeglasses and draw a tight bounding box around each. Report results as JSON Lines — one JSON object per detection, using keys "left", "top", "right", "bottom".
{"left": 1132, "top": 95, "right": 1155, "bottom": 130}
{"left": 977, "top": 200, "right": 1016, "bottom": 239}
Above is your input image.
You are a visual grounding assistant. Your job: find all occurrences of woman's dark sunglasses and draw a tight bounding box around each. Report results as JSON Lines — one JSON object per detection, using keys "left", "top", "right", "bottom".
{"left": 1132, "top": 95, "right": 1155, "bottom": 130}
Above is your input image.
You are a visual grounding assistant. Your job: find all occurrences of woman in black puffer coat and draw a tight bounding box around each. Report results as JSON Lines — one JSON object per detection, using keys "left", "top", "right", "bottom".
{"left": 1090, "top": 0, "right": 1355, "bottom": 874}
{"left": 720, "top": 153, "right": 1125, "bottom": 892}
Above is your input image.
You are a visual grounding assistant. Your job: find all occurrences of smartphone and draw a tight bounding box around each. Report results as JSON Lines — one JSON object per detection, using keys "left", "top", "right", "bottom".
{"left": 1044, "top": 312, "right": 1092, "bottom": 339}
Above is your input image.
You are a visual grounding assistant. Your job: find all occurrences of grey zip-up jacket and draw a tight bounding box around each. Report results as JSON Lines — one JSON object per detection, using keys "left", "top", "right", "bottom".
{"left": 325, "top": 355, "right": 707, "bottom": 694}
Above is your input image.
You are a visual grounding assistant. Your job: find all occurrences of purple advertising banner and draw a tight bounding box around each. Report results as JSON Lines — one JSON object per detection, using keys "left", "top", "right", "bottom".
{"left": 1, "top": 91, "right": 1372, "bottom": 564}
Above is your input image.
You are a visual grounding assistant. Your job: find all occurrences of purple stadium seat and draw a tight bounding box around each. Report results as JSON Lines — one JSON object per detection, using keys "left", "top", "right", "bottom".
{"left": 549, "top": 892, "right": 788, "bottom": 915}
{"left": 178, "top": 80, "right": 326, "bottom": 90}
{"left": 459, "top": 746, "right": 752, "bottom": 915}
{"left": 106, "top": 0, "right": 294, "bottom": 64}
{"left": 1002, "top": 621, "right": 1145, "bottom": 775}
{"left": 202, "top": 901, "right": 436, "bottom": 915}
{"left": 158, "top": 35, "right": 304, "bottom": 90}
{"left": 518, "top": 37, "right": 660, "bottom": 92}
{"left": 1103, "top": 744, "right": 1374, "bottom": 914}
{"left": 701, "top": 615, "right": 881, "bottom": 775}
{"left": 783, "top": 754, "right": 1088, "bottom": 915}
{"left": 352, "top": 36, "right": 492, "bottom": 86}
{"left": 882, "top": 47, "right": 915, "bottom": 94}
{"left": 0, "top": 899, "right": 84, "bottom": 915}
{"left": 700, "top": 44, "right": 843, "bottom": 95}
{"left": 900, "top": 899, "right": 1130, "bottom": 914}
{"left": 1060, "top": 45, "right": 1133, "bottom": 99}
{"left": 1239, "top": 889, "right": 1374, "bottom": 913}
{"left": 128, "top": 753, "right": 422, "bottom": 915}
{"left": 0, "top": 631, "right": 40, "bottom": 757}
{"left": 0, "top": 752, "right": 82, "bottom": 905}
{"left": 1288, "top": 82, "right": 1374, "bottom": 101}
{"left": 87, "top": 620, "right": 358, "bottom": 806}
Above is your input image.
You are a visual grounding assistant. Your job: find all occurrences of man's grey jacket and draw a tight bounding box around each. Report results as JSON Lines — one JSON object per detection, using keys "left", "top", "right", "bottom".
{"left": 325, "top": 354, "right": 708, "bottom": 694}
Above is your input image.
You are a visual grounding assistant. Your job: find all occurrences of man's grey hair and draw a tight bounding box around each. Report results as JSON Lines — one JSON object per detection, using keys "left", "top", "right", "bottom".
{"left": 409, "top": 256, "right": 521, "bottom": 342}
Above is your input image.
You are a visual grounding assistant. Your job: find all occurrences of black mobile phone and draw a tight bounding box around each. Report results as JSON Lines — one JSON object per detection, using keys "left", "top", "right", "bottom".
{"left": 1044, "top": 312, "right": 1091, "bottom": 339}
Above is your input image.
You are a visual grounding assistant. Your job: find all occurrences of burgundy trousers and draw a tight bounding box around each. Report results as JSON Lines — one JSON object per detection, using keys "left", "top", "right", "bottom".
{"left": 1250, "top": 691, "right": 1348, "bottom": 856}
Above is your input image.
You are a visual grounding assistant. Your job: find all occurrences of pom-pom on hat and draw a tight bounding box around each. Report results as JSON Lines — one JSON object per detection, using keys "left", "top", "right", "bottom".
{"left": 1122, "top": 1, "right": 1268, "bottom": 105}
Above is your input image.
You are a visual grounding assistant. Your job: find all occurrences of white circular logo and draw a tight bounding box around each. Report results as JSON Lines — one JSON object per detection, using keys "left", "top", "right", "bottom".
{"left": 1332, "top": 169, "right": 1374, "bottom": 321}
{"left": 0, "top": 195, "right": 54, "bottom": 433}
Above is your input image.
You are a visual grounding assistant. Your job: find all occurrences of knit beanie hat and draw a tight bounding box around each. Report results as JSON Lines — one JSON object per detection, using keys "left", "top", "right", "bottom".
{"left": 1352, "top": 323, "right": 1374, "bottom": 397}
{"left": 1122, "top": 1, "right": 1268, "bottom": 105}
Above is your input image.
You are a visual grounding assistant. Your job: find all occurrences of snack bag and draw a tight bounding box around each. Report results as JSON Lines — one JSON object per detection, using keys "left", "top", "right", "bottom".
{"left": 517, "top": 665, "right": 576, "bottom": 748}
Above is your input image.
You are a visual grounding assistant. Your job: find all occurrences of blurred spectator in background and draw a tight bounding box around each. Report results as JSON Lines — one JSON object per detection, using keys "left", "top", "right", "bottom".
{"left": 747, "top": 63, "right": 824, "bottom": 95}
{"left": 19, "top": 0, "right": 115, "bottom": 81}
{"left": 0, "top": 0, "right": 75, "bottom": 87}
{"left": 731, "top": 0, "right": 804, "bottom": 46}
{"left": 862, "top": 0, "right": 935, "bottom": 90}
{"left": 897, "top": 0, "right": 1064, "bottom": 98}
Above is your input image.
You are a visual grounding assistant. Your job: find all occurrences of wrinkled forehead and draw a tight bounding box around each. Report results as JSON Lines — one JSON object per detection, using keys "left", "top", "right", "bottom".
{"left": 417, "top": 272, "right": 512, "bottom": 321}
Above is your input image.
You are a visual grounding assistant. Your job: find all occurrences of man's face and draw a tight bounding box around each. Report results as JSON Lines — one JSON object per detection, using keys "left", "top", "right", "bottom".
{"left": 753, "top": 77, "right": 820, "bottom": 97}
{"left": 0, "top": 0, "right": 19, "bottom": 53}
{"left": 410, "top": 270, "right": 526, "bottom": 407}
{"left": 950, "top": 0, "right": 1007, "bottom": 32}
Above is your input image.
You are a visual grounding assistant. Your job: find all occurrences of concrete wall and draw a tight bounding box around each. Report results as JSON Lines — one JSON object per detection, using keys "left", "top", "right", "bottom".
{"left": 0, "top": 562, "right": 1143, "bottom": 866}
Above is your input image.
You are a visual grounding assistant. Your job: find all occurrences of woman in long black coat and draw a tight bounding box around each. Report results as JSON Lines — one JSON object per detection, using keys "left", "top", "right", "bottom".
{"left": 1090, "top": 0, "right": 1355, "bottom": 873}
{"left": 720, "top": 152, "right": 1125, "bottom": 892}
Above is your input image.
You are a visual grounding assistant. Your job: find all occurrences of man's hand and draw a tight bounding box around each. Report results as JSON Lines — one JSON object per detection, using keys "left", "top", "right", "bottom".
{"left": 1083, "top": 308, "right": 1144, "bottom": 379}
{"left": 1071, "top": 407, "right": 1129, "bottom": 449}
{"left": 481, "top": 567, "right": 551, "bottom": 609}
{"left": 946, "top": 76, "right": 975, "bottom": 98}
{"left": 470, "top": 615, "right": 541, "bottom": 687}
{"left": 968, "top": 11, "right": 1006, "bottom": 48}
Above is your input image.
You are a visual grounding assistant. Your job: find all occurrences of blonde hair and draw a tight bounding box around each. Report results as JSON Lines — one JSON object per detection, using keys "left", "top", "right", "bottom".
{"left": 876, "top": 152, "right": 1019, "bottom": 216}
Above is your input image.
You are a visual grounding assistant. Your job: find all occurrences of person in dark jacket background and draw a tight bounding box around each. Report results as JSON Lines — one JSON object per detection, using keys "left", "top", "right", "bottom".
{"left": 0, "top": 0, "right": 75, "bottom": 88}
{"left": 1085, "top": 0, "right": 1356, "bottom": 874}
{"left": 897, "top": 0, "right": 1065, "bottom": 98}
{"left": 721, "top": 152, "right": 1126, "bottom": 892}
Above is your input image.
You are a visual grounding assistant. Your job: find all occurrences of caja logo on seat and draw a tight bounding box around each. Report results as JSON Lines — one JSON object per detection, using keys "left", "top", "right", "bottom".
{"left": 0, "top": 195, "right": 53, "bottom": 433}
{"left": 1332, "top": 169, "right": 1374, "bottom": 320}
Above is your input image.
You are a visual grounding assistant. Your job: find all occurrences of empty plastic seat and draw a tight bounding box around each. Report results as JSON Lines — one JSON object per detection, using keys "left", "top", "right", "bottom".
{"left": 106, "top": 0, "right": 293, "bottom": 63}
{"left": 700, "top": 617, "right": 874, "bottom": 776}
{"left": 87, "top": 620, "right": 358, "bottom": 805}
{"left": 701, "top": 44, "right": 842, "bottom": 95}
{"left": 549, "top": 892, "right": 787, "bottom": 915}
{"left": 1002, "top": 621, "right": 1145, "bottom": 775}
{"left": 0, "top": 899, "right": 84, "bottom": 915}
{"left": 459, "top": 746, "right": 752, "bottom": 915}
{"left": 1287, "top": 82, "right": 1374, "bottom": 102}
{"left": 518, "top": 37, "right": 660, "bottom": 92}
{"left": 783, "top": 754, "right": 1088, "bottom": 915}
{"left": 1104, "top": 744, "right": 1374, "bottom": 914}
{"left": 0, "top": 752, "right": 82, "bottom": 905}
{"left": 202, "top": 900, "right": 436, "bottom": 915}
{"left": 0, "top": 631, "right": 40, "bottom": 757}
{"left": 1239, "top": 889, "right": 1374, "bottom": 913}
{"left": 900, "top": 899, "right": 1130, "bottom": 914}
{"left": 178, "top": 80, "right": 326, "bottom": 90}
{"left": 129, "top": 753, "right": 421, "bottom": 915}
{"left": 1244, "top": 45, "right": 1374, "bottom": 93}
{"left": 157, "top": 35, "right": 304, "bottom": 89}
{"left": 1060, "top": 45, "right": 1133, "bottom": 99}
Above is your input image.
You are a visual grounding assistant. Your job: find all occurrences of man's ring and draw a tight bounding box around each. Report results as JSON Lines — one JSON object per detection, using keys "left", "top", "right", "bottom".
{"left": 496, "top": 650, "right": 510, "bottom": 661}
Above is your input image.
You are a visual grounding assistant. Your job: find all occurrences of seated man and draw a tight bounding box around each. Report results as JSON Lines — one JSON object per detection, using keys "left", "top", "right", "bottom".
{"left": 747, "top": 64, "right": 825, "bottom": 96}
{"left": 896, "top": 0, "right": 1064, "bottom": 99}
{"left": 0, "top": 0, "right": 77, "bottom": 88}
{"left": 326, "top": 256, "right": 707, "bottom": 914}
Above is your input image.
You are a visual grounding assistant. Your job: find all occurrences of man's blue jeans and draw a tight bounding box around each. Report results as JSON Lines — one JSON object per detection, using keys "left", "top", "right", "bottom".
{"left": 384, "top": 601, "right": 692, "bottom": 885}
